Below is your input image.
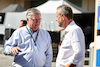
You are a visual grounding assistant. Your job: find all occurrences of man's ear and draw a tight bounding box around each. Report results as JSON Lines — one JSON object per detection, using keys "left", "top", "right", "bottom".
{"left": 27, "top": 18, "right": 29, "bottom": 21}
{"left": 26, "top": 18, "right": 29, "bottom": 24}
{"left": 62, "top": 14, "right": 66, "bottom": 20}
{"left": 62, "top": 14, "right": 66, "bottom": 18}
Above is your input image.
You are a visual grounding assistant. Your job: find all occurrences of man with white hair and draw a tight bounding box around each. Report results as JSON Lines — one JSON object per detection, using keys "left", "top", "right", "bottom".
{"left": 4, "top": 8, "right": 53, "bottom": 67}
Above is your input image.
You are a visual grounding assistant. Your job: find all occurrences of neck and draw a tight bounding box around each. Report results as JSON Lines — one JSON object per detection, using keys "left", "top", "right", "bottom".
{"left": 32, "top": 28, "right": 38, "bottom": 33}
{"left": 64, "top": 19, "right": 73, "bottom": 28}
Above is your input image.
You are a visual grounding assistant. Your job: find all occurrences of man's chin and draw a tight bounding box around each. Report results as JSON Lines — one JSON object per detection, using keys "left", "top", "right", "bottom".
{"left": 35, "top": 27, "right": 39, "bottom": 30}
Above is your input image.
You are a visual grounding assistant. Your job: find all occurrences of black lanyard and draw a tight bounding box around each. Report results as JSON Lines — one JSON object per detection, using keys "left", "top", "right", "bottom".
{"left": 26, "top": 26, "right": 39, "bottom": 46}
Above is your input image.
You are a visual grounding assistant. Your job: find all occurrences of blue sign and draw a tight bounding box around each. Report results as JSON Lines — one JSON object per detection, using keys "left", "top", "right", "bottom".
{"left": 96, "top": 2, "right": 100, "bottom": 67}
{"left": 96, "top": 49, "right": 100, "bottom": 66}
{"left": 97, "top": 2, "right": 100, "bottom": 30}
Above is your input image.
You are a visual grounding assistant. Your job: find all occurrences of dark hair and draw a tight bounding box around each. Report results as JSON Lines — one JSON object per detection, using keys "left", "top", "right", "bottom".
{"left": 57, "top": 5, "right": 74, "bottom": 19}
{"left": 20, "top": 20, "right": 27, "bottom": 25}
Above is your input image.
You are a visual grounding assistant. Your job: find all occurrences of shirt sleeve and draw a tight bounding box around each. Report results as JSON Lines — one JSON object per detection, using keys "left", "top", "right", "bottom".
{"left": 44, "top": 33, "right": 53, "bottom": 67}
{"left": 4, "top": 30, "right": 19, "bottom": 55}
{"left": 69, "top": 29, "right": 84, "bottom": 65}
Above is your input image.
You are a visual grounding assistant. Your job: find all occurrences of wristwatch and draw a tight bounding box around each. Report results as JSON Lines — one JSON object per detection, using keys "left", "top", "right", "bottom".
{"left": 71, "top": 64, "right": 76, "bottom": 67}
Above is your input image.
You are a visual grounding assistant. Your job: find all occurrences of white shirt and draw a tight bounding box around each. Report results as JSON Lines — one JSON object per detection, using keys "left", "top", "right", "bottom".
{"left": 56, "top": 21, "right": 85, "bottom": 67}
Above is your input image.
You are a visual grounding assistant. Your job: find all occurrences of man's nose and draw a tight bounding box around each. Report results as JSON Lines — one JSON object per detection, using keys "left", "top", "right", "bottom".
{"left": 56, "top": 18, "right": 57, "bottom": 21}
{"left": 36, "top": 20, "right": 39, "bottom": 23}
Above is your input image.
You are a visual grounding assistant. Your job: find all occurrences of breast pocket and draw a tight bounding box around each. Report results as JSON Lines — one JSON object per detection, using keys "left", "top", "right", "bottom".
{"left": 61, "top": 34, "right": 71, "bottom": 48}
{"left": 37, "top": 40, "right": 48, "bottom": 52}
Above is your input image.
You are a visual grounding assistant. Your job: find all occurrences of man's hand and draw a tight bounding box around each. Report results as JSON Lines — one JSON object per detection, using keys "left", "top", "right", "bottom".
{"left": 65, "top": 64, "right": 76, "bottom": 67}
{"left": 55, "top": 30, "right": 60, "bottom": 33}
{"left": 11, "top": 47, "right": 21, "bottom": 55}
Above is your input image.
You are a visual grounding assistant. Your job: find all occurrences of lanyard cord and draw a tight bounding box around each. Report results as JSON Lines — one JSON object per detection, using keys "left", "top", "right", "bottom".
{"left": 26, "top": 26, "right": 39, "bottom": 46}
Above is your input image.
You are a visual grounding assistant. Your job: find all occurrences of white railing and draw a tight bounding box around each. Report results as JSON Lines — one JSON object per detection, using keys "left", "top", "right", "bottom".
{"left": 89, "top": 42, "right": 94, "bottom": 67}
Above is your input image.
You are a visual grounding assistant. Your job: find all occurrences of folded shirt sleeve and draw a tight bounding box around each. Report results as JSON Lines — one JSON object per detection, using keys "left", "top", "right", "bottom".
{"left": 69, "top": 29, "right": 84, "bottom": 65}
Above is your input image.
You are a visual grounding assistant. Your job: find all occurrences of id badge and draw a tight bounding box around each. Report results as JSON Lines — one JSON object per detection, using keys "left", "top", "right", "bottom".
{"left": 34, "top": 46, "right": 37, "bottom": 53}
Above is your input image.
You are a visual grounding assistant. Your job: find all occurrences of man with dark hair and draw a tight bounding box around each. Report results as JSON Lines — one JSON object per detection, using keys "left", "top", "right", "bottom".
{"left": 56, "top": 5, "right": 85, "bottom": 67}
{"left": 17, "top": 20, "right": 27, "bottom": 29}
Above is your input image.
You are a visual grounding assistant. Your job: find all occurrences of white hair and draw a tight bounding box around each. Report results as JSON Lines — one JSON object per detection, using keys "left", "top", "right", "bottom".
{"left": 26, "top": 8, "right": 41, "bottom": 19}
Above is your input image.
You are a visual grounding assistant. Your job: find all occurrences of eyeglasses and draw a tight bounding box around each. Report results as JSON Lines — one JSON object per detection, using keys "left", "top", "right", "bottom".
{"left": 30, "top": 18, "right": 41, "bottom": 22}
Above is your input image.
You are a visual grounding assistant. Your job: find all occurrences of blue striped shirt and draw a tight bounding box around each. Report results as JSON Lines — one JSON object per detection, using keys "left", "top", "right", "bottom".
{"left": 4, "top": 25, "right": 53, "bottom": 67}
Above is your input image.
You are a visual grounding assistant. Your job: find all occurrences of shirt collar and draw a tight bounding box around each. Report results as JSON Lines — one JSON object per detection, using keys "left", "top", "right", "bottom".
{"left": 64, "top": 21, "right": 75, "bottom": 34}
